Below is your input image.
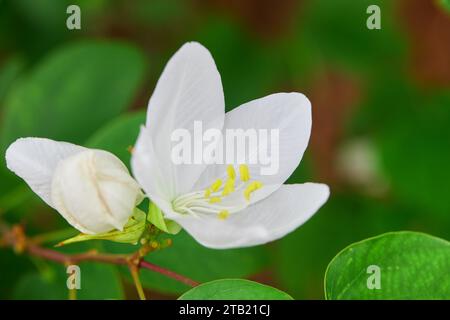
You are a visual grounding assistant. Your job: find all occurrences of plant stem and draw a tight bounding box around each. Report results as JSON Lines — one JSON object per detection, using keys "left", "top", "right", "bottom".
{"left": 129, "top": 265, "right": 146, "bottom": 300}
{"left": 0, "top": 223, "right": 199, "bottom": 295}
{"left": 140, "top": 260, "right": 199, "bottom": 287}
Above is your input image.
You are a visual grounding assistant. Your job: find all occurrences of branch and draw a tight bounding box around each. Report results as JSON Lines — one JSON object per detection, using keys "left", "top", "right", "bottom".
{"left": 0, "top": 223, "right": 200, "bottom": 293}
{"left": 140, "top": 260, "right": 199, "bottom": 287}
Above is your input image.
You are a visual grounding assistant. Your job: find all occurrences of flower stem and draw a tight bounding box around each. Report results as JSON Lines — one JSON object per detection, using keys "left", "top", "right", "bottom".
{"left": 129, "top": 265, "right": 146, "bottom": 300}
{"left": 140, "top": 260, "right": 199, "bottom": 287}
{"left": 0, "top": 223, "right": 200, "bottom": 296}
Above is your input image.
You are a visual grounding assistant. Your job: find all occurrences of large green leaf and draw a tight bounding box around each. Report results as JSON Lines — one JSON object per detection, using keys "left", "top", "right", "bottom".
{"left": 179, "top": 279, "right": 293, "bottom": 300}
{"left": 1, "top": 41, "right": 146, "bottom": 150}
{"left": 325, "top": 231, "right": 450, "bottom": 299}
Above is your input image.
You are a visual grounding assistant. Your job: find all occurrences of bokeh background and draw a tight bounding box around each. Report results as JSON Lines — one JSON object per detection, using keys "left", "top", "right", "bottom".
{"left": 0, "top": 0, "right": 449, "bottom": 299}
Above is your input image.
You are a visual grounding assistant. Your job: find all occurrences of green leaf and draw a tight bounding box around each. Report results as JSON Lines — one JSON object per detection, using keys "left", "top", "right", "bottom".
{"left": 148, "top": 201, "right": 181, "bottom": 234}
{"left": 325, "top": 231, "right": 450, "bottom": 300}
{"left": 87, "top": 111, "right": 146, "bottom": 168}
{"left": 1, "top": 41, "right": 146, "bottom": 150}
{"left": 56, "top": 208, "right": 147, "bottom": 247}
{"left": 179, "top": 279, "right": 293, "bottom": 300}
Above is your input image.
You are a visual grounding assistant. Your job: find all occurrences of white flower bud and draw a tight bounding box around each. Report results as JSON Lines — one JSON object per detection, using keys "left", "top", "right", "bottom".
{"left": 51, "top": 149, "right": 143, "bottom": 234}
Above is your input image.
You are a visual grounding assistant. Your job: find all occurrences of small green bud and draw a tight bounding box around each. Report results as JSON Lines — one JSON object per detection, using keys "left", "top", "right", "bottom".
{"left": 148, "top": 202, "right": 181, "bottom": 234}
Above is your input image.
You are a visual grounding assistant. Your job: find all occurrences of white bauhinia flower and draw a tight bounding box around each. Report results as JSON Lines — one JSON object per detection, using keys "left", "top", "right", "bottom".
{"left": 132, "top": 42, "right": 330, "bottom": 249}
{"left": 5, "top": 138, "right": 143, "bottom": 234}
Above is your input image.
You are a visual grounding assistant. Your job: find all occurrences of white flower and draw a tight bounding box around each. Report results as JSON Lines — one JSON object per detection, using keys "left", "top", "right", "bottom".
{"left": 5, "top": 138, "right": 143, "bottom": 234}
{"left": 131, "top": 42, "right": 330, "bottom": 249}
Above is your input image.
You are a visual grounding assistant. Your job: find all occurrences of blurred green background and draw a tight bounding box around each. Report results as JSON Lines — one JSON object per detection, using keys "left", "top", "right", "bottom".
{"left": 0, "top": 0, "right": 449, "bottom": 299}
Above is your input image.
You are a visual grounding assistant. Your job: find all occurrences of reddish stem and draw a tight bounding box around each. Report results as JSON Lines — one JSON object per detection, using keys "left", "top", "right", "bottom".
{"left": 1, "top": 224, "right": 199, "bottom": 289}
{"left": 140, "top": 260, "right": 200, "bottom": 287}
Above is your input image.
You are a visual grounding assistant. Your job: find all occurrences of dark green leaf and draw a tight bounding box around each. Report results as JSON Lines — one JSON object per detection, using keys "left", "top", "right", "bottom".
{"left": 325, "top": 231, "right": 450, "bottom": 299}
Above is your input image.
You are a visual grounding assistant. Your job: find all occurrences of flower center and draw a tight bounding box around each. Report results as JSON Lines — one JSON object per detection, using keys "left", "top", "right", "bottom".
{"left": 172, "top": 164, "right": 263, "bottom": 220}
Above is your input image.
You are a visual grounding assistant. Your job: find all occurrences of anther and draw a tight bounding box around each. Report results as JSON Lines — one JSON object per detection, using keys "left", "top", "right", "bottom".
{"left": 227, "top": 165, "right": 236, "bottom": 179}
{"left": 239, "top": 164, "right": 250, "bottom": 182}
{"left": 218, "top": 210, "right": 229, "bottom": 220}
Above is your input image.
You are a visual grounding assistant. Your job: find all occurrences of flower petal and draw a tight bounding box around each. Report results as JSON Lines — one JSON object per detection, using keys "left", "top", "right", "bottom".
{"left": 192, "top": 92, "right": 311, "bottom": 204}
{"left": 138, "top": 42, "right": 225, "bottom": 200}
{"left": 51, "top": 150, "right": 142, "bottom": 234}
{"left": 171, "top": 183, "right": 329, "bottom": 249}
{"left": 5, "top": 137, "right": 85, "bottom": 207}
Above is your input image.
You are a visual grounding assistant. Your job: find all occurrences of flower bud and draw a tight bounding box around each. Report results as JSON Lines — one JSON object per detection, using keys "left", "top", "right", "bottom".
{"left": 51, "top": 149, "right": 143, "bottom": 234}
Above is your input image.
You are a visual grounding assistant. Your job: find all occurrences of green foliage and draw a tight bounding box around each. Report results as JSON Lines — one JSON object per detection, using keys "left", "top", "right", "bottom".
{"left": 0, "top": 249, "right": 34, "bottom": 299}
{"left": 87, "top": 111, "right": 146, "bottom": 168}
{"left": 325, "top": 232, "right": 450, "bottom": 299}
{"left": 0, "top": 57, "right": 24, "bottom": 107}
{"left": 179, "top": 279, "right": 293, "bottom": 300}
{"left": 291, "top": 0, "right": 405, "bottom": 73}
{"left": 1, "top": 41, "right": 146, "bottom": 149}
{"left": 12, "top": 262, "right": 123, "bottom": 299}
{"left": 439, "top": 0, "right": 450, "bottom": 13}
{"left": 273, "top": 194, "right": 449, "bottom": 299}
{"left": 194, "top": 17, "right": 285, "bottom": 109}
{"left": 356, "top": 77, "right": 450, "bottom": 219}
{"left": 104, "top": 231, "right": 269, "bottom": 294}
{"left": 1, "top": 0, "right": 449, "bottom": 300}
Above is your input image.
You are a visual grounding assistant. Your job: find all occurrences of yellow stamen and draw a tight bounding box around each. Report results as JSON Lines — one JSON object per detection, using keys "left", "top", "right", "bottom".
{"left": 222, "top": 178, "right": 235, "bottom": 196}
{"left": 209, "top": 197, "right": 221, "bottom": 204}
{"left": 218, "top": 210, "right": 229, "bottom": 220}
{"left": 211, "top": 179, "right": 222, "bottom": 192}
{"left": 227, "top": 165, "right": 236, "bottom": 179}
{"left": 243, "top": 181, "right": 263, "bottom": 201}
{"left": 204, "top": 188, "right": 211, "bottom": 198}
{"left": 239, "top": 164, "right": 250, "bottom": 182}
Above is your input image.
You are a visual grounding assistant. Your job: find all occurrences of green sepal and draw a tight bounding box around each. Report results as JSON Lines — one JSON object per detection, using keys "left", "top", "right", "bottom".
{"left": 148, "top": 201, "right": 181, "bottom": 235}
{"left": 56, "top": 208, "right": 147, "bottom": 247}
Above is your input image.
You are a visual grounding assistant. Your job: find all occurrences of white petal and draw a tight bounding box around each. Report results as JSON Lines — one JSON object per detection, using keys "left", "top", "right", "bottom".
{"left": 5, "top": 137, "right": 85, "bottom": 207}
{"left": 171, "top": 183, "right": 329, "bottom": 249}
{"left": 192, "top": 92, "right": 311, "bottom": 203}
{"left": 138, "top": 42, "right": 225, "bottom": 200}
{"left": 51, "top": 150, "right": 142, "bottom": 234}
